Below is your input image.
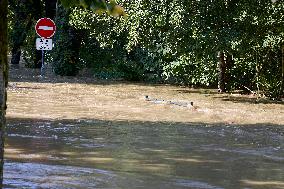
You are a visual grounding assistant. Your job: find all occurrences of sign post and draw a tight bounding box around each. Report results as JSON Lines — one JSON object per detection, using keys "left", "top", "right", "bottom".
{"left": 35, "top": 18, "right": 56, "bottom": 76}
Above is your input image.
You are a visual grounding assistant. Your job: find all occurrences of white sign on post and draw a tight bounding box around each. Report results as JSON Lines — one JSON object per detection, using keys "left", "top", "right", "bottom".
{"left": 36, "top": 38, "right": 53, "bottom": 50}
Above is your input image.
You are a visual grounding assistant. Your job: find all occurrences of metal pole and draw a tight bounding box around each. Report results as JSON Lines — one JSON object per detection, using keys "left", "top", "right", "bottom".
{"left": 41, "top": 49, "right": 44, "bottom": 76}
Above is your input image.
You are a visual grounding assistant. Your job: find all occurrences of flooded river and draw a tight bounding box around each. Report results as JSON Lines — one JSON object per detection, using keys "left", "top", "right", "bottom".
{"left": 4, "top": 66, "right": 284, "bottom": 188}
{"left": 4, "top": 120, "right": 284, "bottom": 189}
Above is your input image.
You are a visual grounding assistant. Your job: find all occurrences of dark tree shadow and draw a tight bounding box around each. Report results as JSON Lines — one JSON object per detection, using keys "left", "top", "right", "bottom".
{"left": 8, "top": 62, "right": 166, "bottom": 87}
{"left": 175, "top": 89, "right": 220, "bottom": 95}
{"left": 213, "top": 95, "right": 284, "bottom": 105}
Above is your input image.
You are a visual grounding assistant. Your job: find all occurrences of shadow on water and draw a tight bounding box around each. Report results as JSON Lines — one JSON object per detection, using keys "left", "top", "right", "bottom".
{"left": 4, "top": 118, "right": 284, "bottom": 189}
{"left": 213, "top": 95, "right": 284, "bottom": 105}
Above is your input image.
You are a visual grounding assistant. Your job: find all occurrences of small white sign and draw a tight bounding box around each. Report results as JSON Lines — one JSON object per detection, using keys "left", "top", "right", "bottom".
{"left": 36, "top": 38, "right": 53, "bottom": 50}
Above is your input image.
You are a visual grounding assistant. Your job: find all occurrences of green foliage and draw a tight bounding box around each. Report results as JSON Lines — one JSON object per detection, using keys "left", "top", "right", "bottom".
{"left": 162, "top": 55, "right": 218, "bottom": 86}
{"left": 70, "top": 5, "right": 162, "bottom": 81}
{"left": 52, "top": 5, "right": 81, "bottom": 76}
{"left": 21, "top": 23, "right": 39, "bottom": 67}
{"left": 51, "top": 0, "right": 125, "bottom": 76}
{"left": 7, "top": 0, "right": 284, "bottom": 98}
{"left": 60, "top": 0, "right": 125, "bottom": 16}
{"left": 8, "top": 0, "right": 44, "bottom": 67}
{"left": 67, "top": 0, "right": 284, "bottom": 99}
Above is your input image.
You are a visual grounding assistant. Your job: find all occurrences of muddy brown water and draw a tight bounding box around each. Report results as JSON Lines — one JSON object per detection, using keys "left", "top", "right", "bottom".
{"left": 3, "top": 64, "right": 284, "bottom": 188}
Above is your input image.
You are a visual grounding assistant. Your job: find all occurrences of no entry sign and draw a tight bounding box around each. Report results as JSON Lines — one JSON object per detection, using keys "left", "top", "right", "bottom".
{"left": 35, "top": 18, "right": 56, "bottom": 38}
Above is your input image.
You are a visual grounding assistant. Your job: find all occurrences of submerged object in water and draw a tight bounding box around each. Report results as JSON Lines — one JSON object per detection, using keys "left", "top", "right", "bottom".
{"left": 144, "top": 95, "right": 195, "bottom": 109}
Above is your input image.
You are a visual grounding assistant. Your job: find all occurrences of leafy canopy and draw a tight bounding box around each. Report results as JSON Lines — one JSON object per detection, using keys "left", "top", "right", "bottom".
{"left": 60, "top": 0, "right": 125, "bottom": 16}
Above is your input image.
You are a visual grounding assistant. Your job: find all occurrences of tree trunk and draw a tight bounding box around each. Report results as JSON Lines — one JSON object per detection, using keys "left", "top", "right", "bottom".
{"left": 10, "top": 0, "right": 43, "bottom": 67}
{"left": 10, "top": 12, "right": 32, "bottom": 65}
{"left": 28, "top": 0, "right": 57, "bottom": 69}
{"left": 0, "top": 0, "right": 8, "bottom": 186}
{"left": 69, "top": 27, "right": 85, "bottom": 62}
{"left": 281, "top": 47, "right": 284, "bottom": 97}
{"left": 52, "top": 4, "right": 81, "bottom": 76}
{"left": 226, "top": 53, "right": 233, "bottom": 91}
{"left": 45, "top": 0, "right": 57, "bottom": 19}
{"left": 255, "top": 50, "right": 260, "bottom": 96}
{"left": 218, "top": 51, "right": 226, "bottom": 93}
{"left": 32, "top": 0, "right": 44, "bottom": 68}
{"left": 33, "top": 49, "right": 42, "bottom": 69}
{"left": 10, "top": 47, "right": 21, "bottom": 65}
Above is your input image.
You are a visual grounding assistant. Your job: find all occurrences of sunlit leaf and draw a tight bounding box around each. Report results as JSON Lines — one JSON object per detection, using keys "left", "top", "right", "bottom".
{"left": 60, "top": 0, "right": 125, "bottom": 17}
{"left": 109, "top": 5, "right": 126, "bottom": 17}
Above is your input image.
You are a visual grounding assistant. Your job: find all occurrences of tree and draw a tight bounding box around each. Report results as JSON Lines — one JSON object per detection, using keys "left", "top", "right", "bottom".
{"left": 52, "top": 2, "right": 87, "bottom": 76}
{"left": 66, "top": 0, "right": 283, "bottom": 94}
{"left": 0, "top": 0, "right": 8, "bottom": 186}
{"left": 0, "top": 0, "right": 124, "bottom": 186}
{"left": 53, "top": 0, "right": 125, "bottom": 76}
{"left": 45, "top": 0, "right": 57, "bottom": 19}
{"left": 9, "top": 0, "right": 42, "bottom": 67}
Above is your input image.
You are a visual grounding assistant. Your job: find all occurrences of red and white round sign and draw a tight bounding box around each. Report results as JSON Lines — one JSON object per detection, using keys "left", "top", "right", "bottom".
{"left": 35, "top": 18, "right": 56, "bottom": 38}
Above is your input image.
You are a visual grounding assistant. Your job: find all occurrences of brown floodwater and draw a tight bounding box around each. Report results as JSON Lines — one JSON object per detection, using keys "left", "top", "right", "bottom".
{"left": 4, "top": 119, "right": 284, "bottom": 189}
{"left": 3, "top": 64, "right": 284, "bottom": 188}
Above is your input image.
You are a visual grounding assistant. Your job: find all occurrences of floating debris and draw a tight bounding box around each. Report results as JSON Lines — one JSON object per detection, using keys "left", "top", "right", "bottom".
{"left": 144, "top": 95, "right": 194, "bottom": 109}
